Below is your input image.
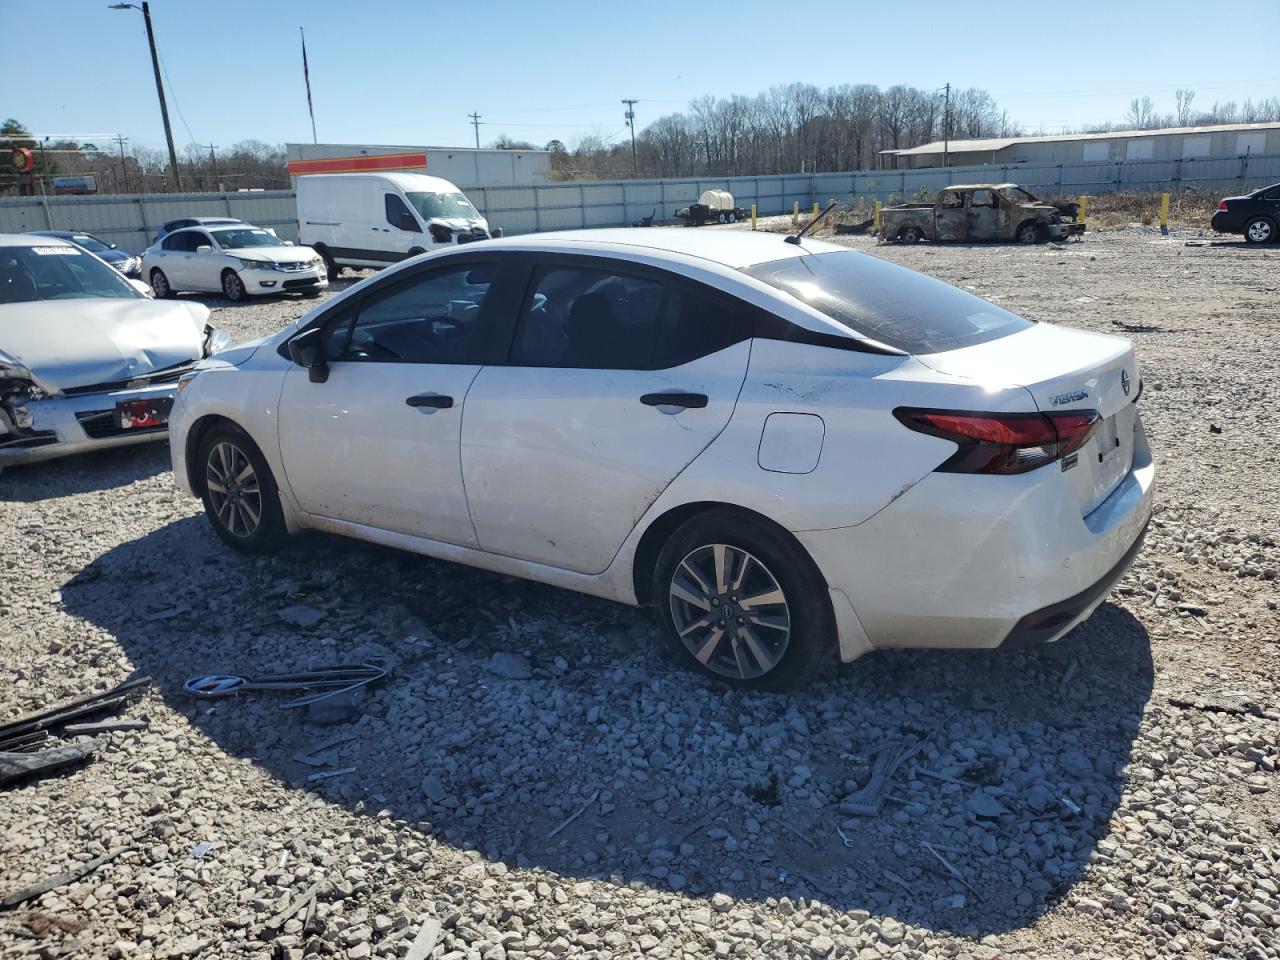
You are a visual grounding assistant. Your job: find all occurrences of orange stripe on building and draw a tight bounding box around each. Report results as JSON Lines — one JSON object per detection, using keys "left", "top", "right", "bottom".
{"left": 287, "top": 152, "right": 428, "bottom": 175}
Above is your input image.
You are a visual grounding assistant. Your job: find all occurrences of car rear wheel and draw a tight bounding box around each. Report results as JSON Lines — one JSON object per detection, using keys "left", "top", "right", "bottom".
{"left": 653, "top": 509, "right": 835, "bottom": 690}
{"left": 149, "top": 268, "right": 173, "bottom": 298}
{"left": 1245, "top": 216, "right": 1276, "bottom": 244}
{"left": 899, "top": 226, "right": 923, "bottom": 244}
{"left": 197, "top": 423, "right": 286, "bottom": 553}
{"left": 1017, "top": 222, "right": 1043, "bottom": 244}
{"left": 222, "top": 270, "right": 246, "bottom": 302}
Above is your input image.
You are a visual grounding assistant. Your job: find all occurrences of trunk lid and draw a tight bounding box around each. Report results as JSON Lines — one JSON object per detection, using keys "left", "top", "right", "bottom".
{"left": 917, "top": 323, "right": 1140, "bottom": 515}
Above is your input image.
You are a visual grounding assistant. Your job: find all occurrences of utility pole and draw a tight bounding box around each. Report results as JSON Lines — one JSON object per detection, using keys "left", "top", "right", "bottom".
{"left": 114, "top": 134, "right": 131, "bottom": 194}
{"left": 468, "top": 112, "right": 482, "bottom": 149}
{"left": 622, "top": 99, "right": 638, "bottom": 177}
{"left": 209, "top": 144, "right": 221, "bottom": 191}
{"left": 110, "top": 3, "right": 183, "bottom": 190}
{"left": 942, "top": 82, "right": 951, "bottom": 169}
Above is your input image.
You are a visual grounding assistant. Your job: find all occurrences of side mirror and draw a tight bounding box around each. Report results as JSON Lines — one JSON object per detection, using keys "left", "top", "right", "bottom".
{"left": 399, "top": 211, "right": 421, "bottom": 232}
{"left": 283, "top": 240, "right": 295, "bottom": 246}
{"left": 109, "top": 242, "right": 118, "bottom": 249}
{"left": 490, "top": 226, "right": 503, "bottom": 238}
{"left": 288, "top": 327, "right": 329, "bottom": 383}
{"left": 196, "top": 245, "right": 213, "bottom": 254}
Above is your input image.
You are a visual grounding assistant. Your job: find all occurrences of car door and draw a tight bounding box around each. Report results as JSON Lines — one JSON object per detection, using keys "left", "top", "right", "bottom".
{"left": 384, "top": 193, "right": 422, "bottom": 260}
{"left": 186, "top": 231, "right": 222, "bottom": 291}
{"left": 461, "top": 256, "right": 752, "bottom": 574}
{"left": 277, "top": 257, "right": 507, "bottom": 546}
{"left": 934, "top": 190, "right": 967, "bottom": 241}
{"left": 966, "top": 188, "right": 1005, "bottom": 240}
{"left": 161, "top": 231, "right": 198, "bottom": 288}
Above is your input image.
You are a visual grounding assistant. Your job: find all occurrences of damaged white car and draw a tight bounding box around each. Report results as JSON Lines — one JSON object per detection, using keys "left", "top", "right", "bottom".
{"left": 0, "top": 234, "right": 233, "bottom": 473}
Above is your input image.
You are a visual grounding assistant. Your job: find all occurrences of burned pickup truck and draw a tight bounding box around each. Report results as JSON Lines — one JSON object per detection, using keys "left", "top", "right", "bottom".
{"left": 880, "top": 183, "right": 1085, "bottom": 244}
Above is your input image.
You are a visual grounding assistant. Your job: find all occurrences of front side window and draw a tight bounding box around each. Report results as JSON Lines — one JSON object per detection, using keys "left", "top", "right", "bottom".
{"left": 210, "top": 228, "right": 283, "bottom": 249}
{"left": 0, "top": 245, "right": 140, "bottom": 304}
{"left": 325, "top": 261, "right": 495, "bottom": 364}
{"left": 385, "top": 193, "right": 418, "bottom": 230}
{"left": 743, "top": 251, "right": 1033, "bottom": 355}
{"left": 969, "top": 189, "right": 996, "bottom": 208}
{"left": 405, "top": 190, "right": 480, "bottom": 221}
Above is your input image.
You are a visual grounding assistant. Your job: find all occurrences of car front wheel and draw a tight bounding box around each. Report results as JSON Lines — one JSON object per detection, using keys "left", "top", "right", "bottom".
{"left": 1245, "top": 216, "right": 1276, "bottom": 244}
{"left": 222, "top": 270, "right": 247, "bottom": 302}
{"left": 198, "top": 423, "right": 286, "bottom": 552}
{"left": 652, "top": 510, "right": 835, "bottom": 690}
{"left": 1017, "top": 222, "right": 1043, "bottom": 244}
{"left": 149, "top": 268, "right": 173, "bottom": 298}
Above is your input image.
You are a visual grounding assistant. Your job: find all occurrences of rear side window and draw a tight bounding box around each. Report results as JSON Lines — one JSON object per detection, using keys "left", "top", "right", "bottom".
{"left": 742, "top": 251, "right": 1034, "bottom": 354}
{"left": 509, "top": 265, "right": 747, "bottom": 369}
{"left": 161, "top": 233, "right": 187, "bottom": 251}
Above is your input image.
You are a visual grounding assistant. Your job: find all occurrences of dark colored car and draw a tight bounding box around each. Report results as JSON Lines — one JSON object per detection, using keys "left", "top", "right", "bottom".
{"left": 1210, "top": 183, "right": 1280, "bottom": 244}
{"left": 28, "top": 230, "right": 142, "bottom": 278}
{"left": 153, "top": 217, "right": 243, "bottom": 244}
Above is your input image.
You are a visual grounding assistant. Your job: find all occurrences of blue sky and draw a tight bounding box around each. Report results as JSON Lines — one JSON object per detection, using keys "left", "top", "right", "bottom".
{"left": 5, "top": 0, "right": 1278, "bottom": 153}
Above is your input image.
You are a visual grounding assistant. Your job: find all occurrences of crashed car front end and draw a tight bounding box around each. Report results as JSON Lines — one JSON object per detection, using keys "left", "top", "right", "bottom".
{"left": 0, "top": 326, "right": 232, "bottom": 471}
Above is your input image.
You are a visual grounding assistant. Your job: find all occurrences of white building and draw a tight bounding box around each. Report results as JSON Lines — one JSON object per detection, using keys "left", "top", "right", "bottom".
{"left": 882, "top": 122, "right": 1280, "bottom": 169}
{"left": 285, "top": 143, "right": 553, "bottom": 188}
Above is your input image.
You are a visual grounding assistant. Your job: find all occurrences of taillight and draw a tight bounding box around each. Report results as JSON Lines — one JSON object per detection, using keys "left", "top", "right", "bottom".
{"left": 894, "top": 408, "right": 1102, "bottom": 475}
{"left": 1218, "top": 199, "right": 1229, "bottom": 211}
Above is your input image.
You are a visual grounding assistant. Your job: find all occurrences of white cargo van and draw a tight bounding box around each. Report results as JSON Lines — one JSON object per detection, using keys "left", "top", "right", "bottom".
{"left": 296, "top": 172, "right": 495, "bottom": 278}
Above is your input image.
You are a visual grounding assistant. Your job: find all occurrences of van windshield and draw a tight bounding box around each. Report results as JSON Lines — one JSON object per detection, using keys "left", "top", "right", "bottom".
{"left": 743, "top": 250, "right": 1033, "bottom": 354}
{"left": 405, "top": 191, "right": 480, "bottom": 222}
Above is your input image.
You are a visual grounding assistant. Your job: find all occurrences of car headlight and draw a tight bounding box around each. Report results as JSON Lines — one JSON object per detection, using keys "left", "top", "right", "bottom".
{"left": 204, "top": 325, "right": 234, "bottom": 356}
{"left": 175, "top": 371, "right": 199, "bottom": 394}
{"left": 237, "top": 258, "right": 279, "bottom": 271}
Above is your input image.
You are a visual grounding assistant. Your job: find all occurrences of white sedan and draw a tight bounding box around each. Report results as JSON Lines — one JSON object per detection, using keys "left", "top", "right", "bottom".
{"left": 169, "top": 229, "right": 1153, "bottom": 688}
{"left": 141, "top": 225, "right": 327, "bottom": 302}
{"left": 0, "top": 233, "right": 232, "bottom": 471}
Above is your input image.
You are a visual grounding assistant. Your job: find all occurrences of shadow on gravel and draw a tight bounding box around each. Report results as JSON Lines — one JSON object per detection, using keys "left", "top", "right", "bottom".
{"left": 65, "top": 516, "right": 1153, "bottom": 937}
{"left": 0, "top": 441, "right": 170, "bottom": 502}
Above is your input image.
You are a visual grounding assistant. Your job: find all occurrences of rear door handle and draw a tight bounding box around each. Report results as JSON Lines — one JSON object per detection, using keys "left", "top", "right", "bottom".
{"left": 406, "top": 393, "right": 453, "bottom": 409}
{"left": 640, "top": 392, "right": 707, "bottom": 409}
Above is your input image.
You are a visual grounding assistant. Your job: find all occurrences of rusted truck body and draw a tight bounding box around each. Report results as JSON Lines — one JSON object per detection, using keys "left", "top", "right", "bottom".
{"left": 880, "top": 183, "right": 1085, "bottom": 244}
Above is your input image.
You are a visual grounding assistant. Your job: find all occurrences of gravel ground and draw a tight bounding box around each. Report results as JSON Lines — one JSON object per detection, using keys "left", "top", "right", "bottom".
{"left": 2, "top": 229, "right": 1278, "bottom": 960}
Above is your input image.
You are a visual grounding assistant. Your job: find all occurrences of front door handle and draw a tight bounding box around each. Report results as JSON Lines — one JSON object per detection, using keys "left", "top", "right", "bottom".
{"left": 640, "top": 392, "right": 707, "bottom": 409}
{"left": 406, "top": 393, "right": 453, "bottom": 409}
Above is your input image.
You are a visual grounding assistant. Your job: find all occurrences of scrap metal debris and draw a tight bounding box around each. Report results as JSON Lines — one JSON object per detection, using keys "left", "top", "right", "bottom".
{"left": 1169, "top": 692, "right": 1279, "bottom": 721}
{"left": 0, "top": 677, "right": 150, "bottom": 751}
{"left": 922, "top": 841, "right": 982, "bottom": 901}
{"left": 840, "top": 739, "right": 925, "bottom": 816}
{"left": 0, "top": 846, "right": 133, "bottom": 910}
{"left": 0, "top": 739, "right": 103, "bottom": 787}
{"left": 182, "top": 664, "right": 387, "bottom": 709}
{"left": 405, "top": 916, "right": 443, "bottom": 960}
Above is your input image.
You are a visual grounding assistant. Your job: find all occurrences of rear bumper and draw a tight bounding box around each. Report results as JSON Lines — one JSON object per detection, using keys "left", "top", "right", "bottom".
{"left": 1210, "top": 211, "right": 1245, "bottom": 234}
{"left": 0, "top": 382, "right": 178, "bottom": 469}
{"left": 796, "top": 415, "right": 1154, "bottom": 658}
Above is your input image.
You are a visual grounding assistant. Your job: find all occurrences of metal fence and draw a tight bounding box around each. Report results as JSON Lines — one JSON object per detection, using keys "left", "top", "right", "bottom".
{"left": 4, "top": 153, "right": 1277, "bottom": 254}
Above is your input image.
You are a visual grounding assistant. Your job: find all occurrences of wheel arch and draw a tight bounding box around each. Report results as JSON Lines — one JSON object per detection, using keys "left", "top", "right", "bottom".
{"left": 184, "top": 413, "right": 237, "bottom": 495}
{"left": 629, "top": 500, "right": 826, "bottom": 606}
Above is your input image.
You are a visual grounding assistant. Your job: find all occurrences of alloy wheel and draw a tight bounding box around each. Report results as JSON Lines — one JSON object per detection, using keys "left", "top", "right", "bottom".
{"left": 1247, "top": 220, "right": 1273, "bottom": 243}
{"left": 223, "top": 272, "right": 244, "bottom": 300}
{"left": 206, "top": 441, "right": 262, "bottom": 538}
{"left": 151, "top": 271, "right": 169, "bottom": 297}
{"left": 668, "top": 543, "right": 791, "bottom": 680}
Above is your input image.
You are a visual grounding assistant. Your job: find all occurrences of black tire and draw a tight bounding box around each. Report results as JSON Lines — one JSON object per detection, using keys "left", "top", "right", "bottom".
{"left": 408, "top": 247, "right": 426, "bottom": 258}
{"left": 303, "top": 290, "right": 322, "bottom": 298}
{"left": 1244, "top": 216, "right": 1276, "bottom": 244}
{"left": 318, "top": 247, "right": 342, "bottom": 281}
{"left": 717, "top": 212, "right": 728, "bottom": 224}
{"left": 727, "top": 211, "right": 737, "bottom": 223}
{"left": 221, "top": 270, "right": 246, "bottom": 302}
{"left": 196, "top": 422, "right": 287, "bottom": 553}
{"left": 651, "top": 509, "right": 836, "bottom": 690}
{"left": 1017, "top": 221, "right": 1044, "bottom": 245}
{"left": 149, "top": 268, "right": 174, "bottom": 298}
{"left": 899, "top": 225, "right": 923, "bottom": 244}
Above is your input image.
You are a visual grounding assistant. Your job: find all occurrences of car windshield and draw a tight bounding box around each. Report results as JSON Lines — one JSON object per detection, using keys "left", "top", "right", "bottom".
{"left": 0, "top": 244, "right": 140, "bottom": 304}
{"left": 405, "top": 191, "right": 479, "bottom": 221}
{"left": 743, "top": 250, "right": 1034, "bottom": 354}
{"left": 70, "top": 234, "right": 111, "bottom": 253}
{"left": 211, "top": 228, "right": 284, "bottom": 249}
{"left": 998, "top": 186, "right": 1039, "bottom": 203}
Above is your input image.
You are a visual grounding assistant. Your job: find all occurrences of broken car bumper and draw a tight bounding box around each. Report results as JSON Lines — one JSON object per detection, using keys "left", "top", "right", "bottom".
{"left": 1048, "top": 222, "right": 1086, "bottom": 239}
{"left": 0, "top": 381, "right": 180, "bottom": 469}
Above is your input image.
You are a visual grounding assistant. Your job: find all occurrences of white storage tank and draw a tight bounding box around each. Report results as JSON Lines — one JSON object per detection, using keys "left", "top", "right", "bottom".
{"left": 698, "top": 190, "right": 735, "bottom": 211}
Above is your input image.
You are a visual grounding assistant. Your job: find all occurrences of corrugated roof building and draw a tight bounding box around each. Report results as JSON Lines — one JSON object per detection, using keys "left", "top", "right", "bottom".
{"left": 881, "top": 122, "right": 1280, "bottom": 169}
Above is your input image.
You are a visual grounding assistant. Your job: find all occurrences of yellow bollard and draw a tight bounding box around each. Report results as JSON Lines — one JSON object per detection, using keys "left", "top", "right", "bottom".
{"left": 812, "top": 201, "right": 820, "bottom": 219}
{"left": 792, "top": 201, "right": 799, "bottom": 226}
{"left": 750, "top": 204, "right": 757, "bottom": 231}
{"left": 873, "top": 199, "right": 882, "bottom": 232}
{"left": 1078, "top": 196, "right": 1088, "bottom": 223}
{"left": 1160, "top": 192, "right": 1170, "bottom": 235}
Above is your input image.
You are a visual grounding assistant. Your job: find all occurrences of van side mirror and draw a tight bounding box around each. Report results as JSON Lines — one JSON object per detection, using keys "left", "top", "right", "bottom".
{"left": 109, "top": 242, "right": 118, "bottom": 249}
{"left": 288, "top": 327, "right": 329, "bottom": 383}
{"left": 399, "top": 211, "right": 420, "bottom": 232}
{"left": 491, "top": 226, "right": 503, "bottom": 238}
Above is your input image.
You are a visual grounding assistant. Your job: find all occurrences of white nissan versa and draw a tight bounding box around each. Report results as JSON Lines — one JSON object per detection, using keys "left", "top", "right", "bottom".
{"left": 168, "top": 229, "right": 1153, "bottom": 688}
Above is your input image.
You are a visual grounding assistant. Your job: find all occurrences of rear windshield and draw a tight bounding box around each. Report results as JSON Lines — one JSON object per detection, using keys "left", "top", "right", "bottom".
{"left": 742, "top": 250, "right": 1034, "bottom": 354}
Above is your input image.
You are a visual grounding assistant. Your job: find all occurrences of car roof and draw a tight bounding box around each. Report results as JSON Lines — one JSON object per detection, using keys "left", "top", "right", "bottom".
{"left": 300, "top": 171, "right": 463, "bottom": 193}
{"left": 166, "top": 217, "right": 241, "bottom": 226}
{"left": 474, "top": 227, "right": 844, "bottom": 270}
{"left": 29, "top": 230, "right": 77, "bottom": 238}
{"left": 0, "top": 233, "right": 75, "bottom": 248}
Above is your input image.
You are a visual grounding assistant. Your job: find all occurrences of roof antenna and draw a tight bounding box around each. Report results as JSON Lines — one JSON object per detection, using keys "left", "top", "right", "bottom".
{"left": 785, "top": 201, "right": 838, "bottom": 245}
